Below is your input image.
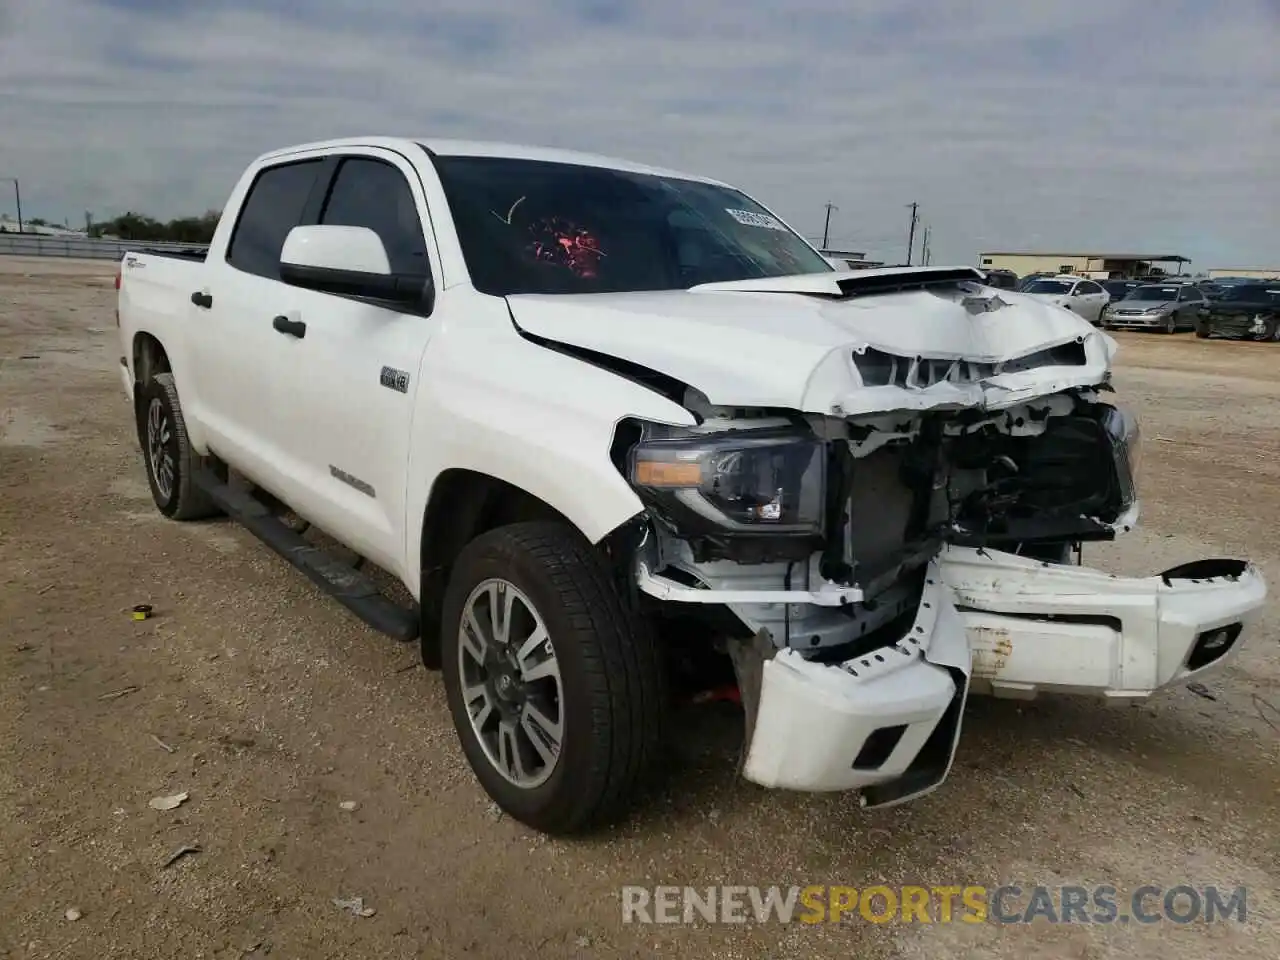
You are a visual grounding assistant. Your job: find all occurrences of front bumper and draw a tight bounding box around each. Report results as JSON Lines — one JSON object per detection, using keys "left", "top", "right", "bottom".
{"left": 735, "top": 546, "right": 1265, "bottom": 802}
{"left": 1105, "top": 313, "right": 1170, "bottom": 329}
{"left": 940, "top": 546, "right": 1266, "bottom": 700}
{"left": 743, "top": 561, "right": 971, "bottom": 806}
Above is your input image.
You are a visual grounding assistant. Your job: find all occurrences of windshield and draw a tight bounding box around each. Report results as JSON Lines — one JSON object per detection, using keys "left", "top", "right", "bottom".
{"left": 1221, "top": 284, "right": 1280, "bottom": 303}
{"left": 429, "top": 155, "right": 832, "bottom": 295}
{"left": 1127, "top": 286, "right": 1178, "bottom": 301}
{"left": 1024, "top": 280, "right": 1074, "bottom": 295}
{"left": 1104, "top": 281, "right": 1137, "bottom": 297}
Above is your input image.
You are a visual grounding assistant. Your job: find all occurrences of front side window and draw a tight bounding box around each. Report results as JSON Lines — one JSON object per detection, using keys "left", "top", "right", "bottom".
{"left": 430, "top": 155, "right": 831, "bottom": 296}
{"left": 320, "top": 158, "right": 430, "bottom": 276}
{"left": 227, "top": 160, "right": 324, "bottom": 279}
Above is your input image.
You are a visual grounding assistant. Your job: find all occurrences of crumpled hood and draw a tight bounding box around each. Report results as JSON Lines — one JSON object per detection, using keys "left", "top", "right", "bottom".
{"left": 506, "top": 268, "right": 1116, "bottom": 416}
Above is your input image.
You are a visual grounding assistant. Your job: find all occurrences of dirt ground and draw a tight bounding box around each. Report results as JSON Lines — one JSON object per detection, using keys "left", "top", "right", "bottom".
{"left": 1, "top": 256, "right": 1277, "bottom": 960}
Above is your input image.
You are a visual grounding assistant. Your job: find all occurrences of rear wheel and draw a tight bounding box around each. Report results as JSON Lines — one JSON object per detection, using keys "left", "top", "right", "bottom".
{"left": 136, "top": 373, "right": 218, "bottom": 520}
{"left": 440, "top": 521, "right": 665, "bottom": 835}
{"left": 1195, "top": 322, "right": 1210, "bottom": 339}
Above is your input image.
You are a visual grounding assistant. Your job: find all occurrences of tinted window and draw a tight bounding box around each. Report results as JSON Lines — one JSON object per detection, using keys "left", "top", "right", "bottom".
{"left": 227, "top": 160, "right": 324, "bottom": 279}
{"left": 1223, "top": 285, "right": 1280, "bottom": 303}
{"left": 431, "top": 155, "right": 831, "bottom": 296}
{"left": 1131, "top": 286, "right": 1179, "bottom": 301}
{"left": 320, "top": 158, "right": 429, "bottom": 276}
{"left": 1024, "top": 280, "right": 1074, "bottom": 294}
{"left": 1077, "top": 281, "right": 1101, "bottom": 294}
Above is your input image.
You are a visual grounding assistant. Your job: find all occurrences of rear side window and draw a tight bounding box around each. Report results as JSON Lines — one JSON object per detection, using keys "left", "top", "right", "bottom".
{"left": 226, "top": 160, "right": 324, "bottom": 279}
{"left": 319, "top": 158, "right": 430, "bottom": 276}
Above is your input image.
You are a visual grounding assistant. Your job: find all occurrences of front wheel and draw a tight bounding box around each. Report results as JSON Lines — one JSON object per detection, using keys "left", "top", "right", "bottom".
{"left": 1163, "top": 314, "right": 1177, "bottom": 334}
{"left": 441, "top": 521, "right": 665, "bottom": 835}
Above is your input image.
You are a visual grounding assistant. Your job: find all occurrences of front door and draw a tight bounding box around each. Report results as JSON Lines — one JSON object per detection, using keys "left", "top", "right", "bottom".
{"left": 269, "top": 150, "right": 442, "bottom": 577}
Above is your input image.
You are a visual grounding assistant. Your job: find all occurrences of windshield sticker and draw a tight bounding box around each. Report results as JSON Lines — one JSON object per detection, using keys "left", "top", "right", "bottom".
{"left": 725, "top": 208, "right": 789, "bottom": 232}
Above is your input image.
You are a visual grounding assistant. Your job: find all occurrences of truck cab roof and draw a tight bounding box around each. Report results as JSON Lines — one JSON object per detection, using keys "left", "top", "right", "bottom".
{"left": 256, "top": 136, "right": 727, "bottom": 186}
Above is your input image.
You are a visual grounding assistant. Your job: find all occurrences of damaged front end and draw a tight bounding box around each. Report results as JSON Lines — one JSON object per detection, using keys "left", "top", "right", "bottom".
{"left": 610, "top": 351, "right": 1263, "bottom": 807}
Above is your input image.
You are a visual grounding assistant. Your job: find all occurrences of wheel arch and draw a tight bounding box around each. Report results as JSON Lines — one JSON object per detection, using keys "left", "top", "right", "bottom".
{"left": 417, "top": 468, "right": 639, "bottom": 667}
{"left": 131, "top": 331, "right": 171, "bottom": 386}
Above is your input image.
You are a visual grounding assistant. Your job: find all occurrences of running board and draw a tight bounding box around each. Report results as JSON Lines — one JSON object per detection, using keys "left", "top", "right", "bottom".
{"left": 193, "top": 468, "right": 419, "bottom": 642}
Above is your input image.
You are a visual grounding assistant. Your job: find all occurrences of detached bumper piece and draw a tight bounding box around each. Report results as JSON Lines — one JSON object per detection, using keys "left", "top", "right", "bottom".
{"left": 742, "top": 562, "right": 972, "bottom": 808}
{"left": 938, "top": 547, "right": 1267, "bottom": 700}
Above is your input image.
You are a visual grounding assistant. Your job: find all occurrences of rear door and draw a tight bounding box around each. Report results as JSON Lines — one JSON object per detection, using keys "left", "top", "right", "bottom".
{"left": 1176, "top": 286, "right": 1204, "bottom": 328}
{"left": 190, "top": 157, "right": 328, "bottom": 482}
{"left": 1074, "top": 280, "right": 1107, "bottom": 323}
{"left": 267, "top": 148, "right": 443, "bottom": 575}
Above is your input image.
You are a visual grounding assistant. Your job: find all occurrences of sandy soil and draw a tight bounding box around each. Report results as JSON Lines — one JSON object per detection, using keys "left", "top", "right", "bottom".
{"left": 1, "top": 256, "right": 1277, "bottom": 959}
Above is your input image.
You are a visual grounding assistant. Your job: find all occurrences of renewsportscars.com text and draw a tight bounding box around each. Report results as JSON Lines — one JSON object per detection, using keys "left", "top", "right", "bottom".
{"left": 621, "top": 884, "right": 1248, "bottom": 925}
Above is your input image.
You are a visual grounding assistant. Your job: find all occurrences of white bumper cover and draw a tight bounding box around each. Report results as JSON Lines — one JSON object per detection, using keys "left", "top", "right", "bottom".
{"left": 940, "top": 546, "right": 1267, "bottom": 700}
{"left": 740, "top": 547, "right": 1266, "bottom": 801}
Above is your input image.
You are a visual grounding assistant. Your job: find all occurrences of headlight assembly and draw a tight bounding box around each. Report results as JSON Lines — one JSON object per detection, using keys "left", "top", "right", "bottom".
{"left": 1100, "top": 403, "right": 1141, "bottom": 506}
{"left": 627, "top": 424, "right": 826, "bottom": 536}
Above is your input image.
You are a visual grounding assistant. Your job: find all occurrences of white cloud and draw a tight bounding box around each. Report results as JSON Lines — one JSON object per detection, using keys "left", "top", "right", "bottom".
{"left": 0, "top": 0, "right": 1277, "bottom": 267}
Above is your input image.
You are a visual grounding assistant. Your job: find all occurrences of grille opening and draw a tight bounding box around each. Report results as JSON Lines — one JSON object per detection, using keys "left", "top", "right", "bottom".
{"left": 852, "top": 724, "right": 908, "bottom": 770}
{"left": 1186, "top": 623, "right": 1243, "bottom": 672}
{"left": 852, "top": 341, "right": 1085, "bottom": 389}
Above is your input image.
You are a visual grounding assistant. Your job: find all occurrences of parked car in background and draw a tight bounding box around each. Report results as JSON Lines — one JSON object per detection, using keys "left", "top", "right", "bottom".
{"left": 1102, "top": 283, "right": 1206, "bottom": 334}
{"left": 1019, "top": 275, "right": 1110, "bottom": 324}
{"left": 1016, "top": 272, "right": 1055, "bottom": 291}
{"left": 980, "top": 268, "right": 1018, "bottom": 290}
{"left": 1102, "top": 279, "right": 1143, "bottom": 301}
{"left": 1196, "top": 283, "right": 1280, "bottom": 340}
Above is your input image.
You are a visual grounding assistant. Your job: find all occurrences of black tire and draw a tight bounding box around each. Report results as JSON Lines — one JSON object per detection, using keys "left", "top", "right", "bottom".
{"left": 135, "top": 373, "right": 218, "bottom": 520}
{"left": 1163, "top": 314, "right": 1176, "bottom": 334}
{"left": 1195, "top": 323, "right": 1210, "bottom": 339}
{"left": 440, "top": 521, "right": 665, "bottom": 835}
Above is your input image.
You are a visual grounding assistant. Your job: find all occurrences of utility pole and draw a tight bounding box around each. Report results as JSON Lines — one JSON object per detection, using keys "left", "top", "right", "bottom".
{"left": 921, "top": 225, "right": 932, "bottom": 266}
{"left": 1, "top": 178, "right": 22, "bottom": 233}
{"left": 821, "top": 202, "right": 838, "bottom": 250}
{"left": 905, "top": 201, "right": 919, "bottom": 265}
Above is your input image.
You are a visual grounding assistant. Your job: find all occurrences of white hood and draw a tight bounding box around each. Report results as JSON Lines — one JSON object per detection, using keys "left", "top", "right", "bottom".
{"left": 506, "top": 267, "right": 1117, "bottom": 416}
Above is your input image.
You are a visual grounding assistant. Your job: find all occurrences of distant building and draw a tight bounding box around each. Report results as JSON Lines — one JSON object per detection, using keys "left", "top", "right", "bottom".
{"left": 978, "top": 251, "right": 1191, "bottom": 280}
{"left": 821, "top": 248, "right": 885, "bottom": 269}
{"left": 1207, "top": 268, "right": 1280, "bottom": 281}
{"left": 0, "top": 214, "right": 86, "bottom": 237}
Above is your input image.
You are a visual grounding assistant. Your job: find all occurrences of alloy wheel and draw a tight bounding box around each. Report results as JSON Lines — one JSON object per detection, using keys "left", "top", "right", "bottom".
{"left": 457, "top": 578, "right": 564, "bottom": 789}
{"left": 146, "top": 397, "right": 176, "bottom": 502}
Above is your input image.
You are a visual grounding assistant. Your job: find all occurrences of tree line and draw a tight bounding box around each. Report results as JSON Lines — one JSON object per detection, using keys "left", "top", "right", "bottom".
{"left": 89, "top": 211, "right": 221, "bottom": 244}
{"left": 0, "top": 210, "right": 221, "bottom": 244}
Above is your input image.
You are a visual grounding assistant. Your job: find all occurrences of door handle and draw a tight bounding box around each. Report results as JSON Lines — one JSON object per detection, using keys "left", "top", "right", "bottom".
{"left": 191, "top": 291, "right": 213, "bottom": 309}
{"left": 272, "top": 315, "right": 307, "bottom": 339}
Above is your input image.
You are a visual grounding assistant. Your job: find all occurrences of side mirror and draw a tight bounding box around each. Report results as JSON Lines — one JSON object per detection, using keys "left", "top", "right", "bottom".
{"left": 279, "top": 224, "right": 430, "bottom": 306}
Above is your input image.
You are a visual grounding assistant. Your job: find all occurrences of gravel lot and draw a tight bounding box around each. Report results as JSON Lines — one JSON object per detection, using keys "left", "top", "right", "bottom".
{"left": 2, "top": 256, "right": 1277, "bottom": 959}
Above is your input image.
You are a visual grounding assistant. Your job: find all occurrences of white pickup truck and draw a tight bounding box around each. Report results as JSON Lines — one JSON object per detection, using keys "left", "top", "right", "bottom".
{"left": 116, "top": 137, "right": 1266, "bottom": 835}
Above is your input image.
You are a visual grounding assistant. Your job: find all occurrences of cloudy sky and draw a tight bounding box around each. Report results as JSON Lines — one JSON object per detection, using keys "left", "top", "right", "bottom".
{"left": 1, "top": 0, "right": 1277, "bottom": 267}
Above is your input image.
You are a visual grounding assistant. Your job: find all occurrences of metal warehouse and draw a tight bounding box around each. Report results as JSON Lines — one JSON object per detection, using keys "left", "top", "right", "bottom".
{"left": 978, "top": 252, "right": 1191, "bottom": 279}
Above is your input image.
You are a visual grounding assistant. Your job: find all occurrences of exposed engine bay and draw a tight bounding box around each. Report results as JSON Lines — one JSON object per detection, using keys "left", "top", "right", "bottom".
{"left": 617, "top": 386, "right": 1140, "bottom": 659}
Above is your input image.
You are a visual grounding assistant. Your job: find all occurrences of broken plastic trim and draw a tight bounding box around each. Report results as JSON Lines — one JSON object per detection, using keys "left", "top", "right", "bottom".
{"left": 1160, "top": 558, "right": 1248, "bottom": 587}
{"left": 852, "top": 340, "right": 1087, "bottom": 389}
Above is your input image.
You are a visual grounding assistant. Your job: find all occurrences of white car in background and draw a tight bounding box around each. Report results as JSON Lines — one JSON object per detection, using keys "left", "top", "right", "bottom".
{"left": 1019, "top": 275, "right": 1111, "bottom": 324}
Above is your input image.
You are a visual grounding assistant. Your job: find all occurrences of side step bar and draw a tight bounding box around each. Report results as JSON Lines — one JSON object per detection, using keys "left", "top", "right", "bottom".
{"left": 193, "top": 468, "right": 419, "bottom": 642}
